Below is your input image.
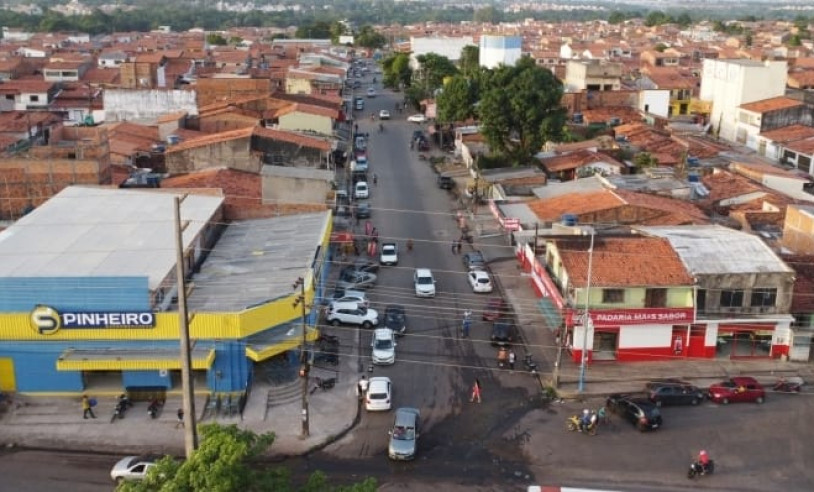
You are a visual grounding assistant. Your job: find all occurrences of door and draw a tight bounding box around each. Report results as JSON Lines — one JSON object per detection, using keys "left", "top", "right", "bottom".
{"left": 0, "top": 358, "right": 17, "bottom": 391}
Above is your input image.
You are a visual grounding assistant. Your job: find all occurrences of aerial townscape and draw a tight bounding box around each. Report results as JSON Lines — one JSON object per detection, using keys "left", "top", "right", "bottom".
{"left": 1, "top": 0, "right": 814, "bottom": 490}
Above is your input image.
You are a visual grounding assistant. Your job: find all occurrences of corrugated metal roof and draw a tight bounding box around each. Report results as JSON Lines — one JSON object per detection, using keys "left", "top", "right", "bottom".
{"left": 186, "top": 211, "right": 330, "bottom": 312}
{"left": 0, "top": 186, "right": 224, "bottom": 290}
{"left": 636, "top": 225, "right": 793, "bottom": 275}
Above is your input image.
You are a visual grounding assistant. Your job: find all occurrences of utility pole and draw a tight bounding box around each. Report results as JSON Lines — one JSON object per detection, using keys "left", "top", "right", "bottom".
{"left": 174, "top": 196, "right": 198, "bottom": 458}
{"left": 577, "top": 229, "right": 595, "bottom": 394}
{"left": 293, "top": 277, "right": 310, "bottom": 439}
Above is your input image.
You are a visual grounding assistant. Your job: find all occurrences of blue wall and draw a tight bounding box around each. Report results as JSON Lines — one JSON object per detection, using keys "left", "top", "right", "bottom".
{"left": 206, "top": 340, "right": 251, "bottom": 393}
{"left": 122, "top": 370, "right": 171, "bottom": 389}
{"left": 0, "top": 276, "right": 150, "bottom": 312}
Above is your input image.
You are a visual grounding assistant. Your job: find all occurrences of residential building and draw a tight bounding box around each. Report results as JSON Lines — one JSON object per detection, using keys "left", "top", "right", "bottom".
{"left": 781, "top": 204, "right": 814, "bottom": 255}
{"left": 564, "top": 60, "right": 622, "bottom": 93}
{"left": 479, "top": 35, "right": 522, "bottom": 69}
{"left": 410, "top": 36, "right": 476, "bottom": 68}
{"left": 735, "top": 96, "right": 812, "bottom": 150}
{"left": 699, "top": 59, "right": 787, "bottom": 143}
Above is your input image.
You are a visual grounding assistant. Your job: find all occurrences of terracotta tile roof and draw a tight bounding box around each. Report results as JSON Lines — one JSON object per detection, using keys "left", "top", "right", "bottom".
{"left": 165, "top": 126, "right": 255, "bottom": 153}
{"left": 613, "top": 189, "right": 708, "bottom": 224}
{"left": 581, "top": 106, "right": 642, "bottom": 125}
{"left": 760, "top": 124, "right": 814, "bottom": 143}
{"left": 784, "top": 137, "right": 814, "bottom": 155}
{"left": 731, "top": 161, "right": 810, "bottom": 181}
{"left": 0, "top": 111, "right": 61, "bottom": 132}
{"left": 739, "top": 96, "right": 804, "bottom": 114}
{"left": 645, "top": 67, "right": 698, "bottom": 90}
{"left": 540, "top": 149, "right": 623, "bottom": 173}
{"left": 528, "top": 189, "right": 624, "bottom": 220}
{"left": 134, "top": 53, "right": 165, "bottom": 64}
{"left": 555, "top": 236, "right": 693, "bottom": 287}
{"left": 274, "top": 102, "right": 339, "bottom": 119}
{"left": 252, "top": 126, "right": 333, "bottom": 152}
{"left": 782, "top": 254, "right": 814, "bottom": 313}
{"left": 0, "top": 80, "right": 55, "bottom": 93}
{"left": 701, "top": 170, "right": 764, "bottom": 204}
{"left": 82, "top": 67, "right": 120, "bottom": 85}
{"left": 788, "top": 69, "right": 814, "bottom": 87}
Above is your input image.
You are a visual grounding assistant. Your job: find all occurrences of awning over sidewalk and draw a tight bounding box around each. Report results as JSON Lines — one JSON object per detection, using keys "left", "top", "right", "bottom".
{"left": 245, "top": 322, "right": 320, "bottom": 362}
{"left": 56, "top": 347, "right": 215, "bottom": 371}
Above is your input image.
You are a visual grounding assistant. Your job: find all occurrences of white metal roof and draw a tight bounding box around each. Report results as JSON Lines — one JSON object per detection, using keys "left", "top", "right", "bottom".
{"left": 636, "top": 225, "right": 793, "bottom": 275}
{"left": 0, "top": 186, "right": 224, "bottom": 289}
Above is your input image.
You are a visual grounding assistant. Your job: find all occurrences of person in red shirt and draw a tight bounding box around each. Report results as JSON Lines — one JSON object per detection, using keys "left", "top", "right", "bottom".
{"left": 698, "top": 449, "right": 710, "bottom": 471}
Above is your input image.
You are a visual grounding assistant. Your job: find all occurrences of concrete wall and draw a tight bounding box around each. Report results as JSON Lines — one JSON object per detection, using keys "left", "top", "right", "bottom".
{"left": 261, "top": 169, "right": 333, "bottom": 205}
{"left": 782, "top": 205, "right": 814, "bottom": 254}
{"left": 639, "top": 90, "right": 670, "bottom": 118}
{"left": 618, "top": 324, "right": 672, "bottom": 348}
{"left": 696, "top": 272, "right": 795, "bottom": 316}
{"left": 278, "top": 112, "right": 333, "bottom": 136}
{"left": 104, "top": 89, "right": 198, "bottom": 123}
{"left": 165, "top": 137, "right": 261, "bottom": 174}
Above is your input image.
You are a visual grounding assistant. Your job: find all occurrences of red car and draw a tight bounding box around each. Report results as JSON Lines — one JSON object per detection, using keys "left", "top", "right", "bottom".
{"left": 707, "top": 376, "right": 765, "bottom": 404}
{"left": 482, "top": 297, "right": 507, "bottom": 321}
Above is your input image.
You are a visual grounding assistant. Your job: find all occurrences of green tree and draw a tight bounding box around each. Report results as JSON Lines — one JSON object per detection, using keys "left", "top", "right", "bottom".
{"left": 206, "top": 33, "right": 227, "bottom": 46}
{"left": 654, "top": 43, "right": 668, "bottom": 52}
{"left": 789, "top": 34, "right": 802, "bottom": 47}
{"left": 478, "top": 56, "right": 565, "bottom": 165}
{"left": 644, "top": 11, "right": 671, "bottom": 27}
{"left": 458, "top": 45, "right": 480, "bottom": 79}
{"left": 675, "top": 12, "right": 692, "bottom": 28}
{"left": 356, "top": 25, "right": 386, "bottom": 49}
{"left": 634, "top": 152, "right": 658, "bottom": 169}
{"left": 330, "top": 21, "right": 347, "bottom": 44}
{"left": 117, "top": 424, "right": 377, "bottom": 492}
{"left": 473, "top": 6, "right": 502, "bottom": 24}
{"left": 745, "top": 33, "right": 753, "bottom": 47}
{"left": 296, "top": 21, "right": 332, "bottom": 39}
{"left": 437, "top": 75, "right": 477, "bottom": 123}
{"left": 608, "top": 11, "right": 626, "bottom": 25}
{"left": 414, "top": 53, "right": 458, "bottom": 94}
{"left": 381, "top": 52, "right": 412, "bottom": 90}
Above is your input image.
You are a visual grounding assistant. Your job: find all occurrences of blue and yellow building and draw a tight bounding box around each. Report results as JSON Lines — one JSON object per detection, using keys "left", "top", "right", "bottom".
{"left": 0, "top": 186, "right": 331, "bottom": 395}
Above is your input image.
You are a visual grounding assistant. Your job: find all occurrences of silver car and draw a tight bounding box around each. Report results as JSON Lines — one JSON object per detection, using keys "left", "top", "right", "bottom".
{"left": 337, "top": 270, "right": 377, "bottom": 290}
{"left": 388, "top": 407, "right": 420, "bottom": 460}
{"left": 110, "top": 455, "right": 159, "bottom": 483}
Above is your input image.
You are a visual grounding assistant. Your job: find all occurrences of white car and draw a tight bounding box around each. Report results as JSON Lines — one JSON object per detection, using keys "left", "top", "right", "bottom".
{"left": 468, "top": 270, "right": 494, "bottom": 293}
{"left": 380, "top": 242, "right": 398, "bottom": 265}
{"left": 414, "top": 268, "right": 436, "bottom": 297}
{"left": 367, "top": 87, "right": 377, "bottom": 98}
{"left": 327, "top": 302, "right": 379, "bottom": 328}
{"left": 379, "top": 109, "right": 391, "bottom": 120}
{"left": 371, "top": 328, "right": 396, "bottom": 365}
{"left": 365, "top": 376, "right": 392, "bottom": 411}
{"left": 407, "top": 114, "right": 427, "bottom": 123}
{"left": 110, "top": 455, "right": 159, "bottom": 483}
{"left": 329, "top": 291, "right": 369, "bottom": 308}
{"left": 355, "top": 181, "right": 369, "bottom": 199}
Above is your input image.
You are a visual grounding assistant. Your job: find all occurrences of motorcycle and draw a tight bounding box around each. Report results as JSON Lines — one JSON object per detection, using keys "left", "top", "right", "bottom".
{"left": 111, "top": 397, "right": 131, "bottom": 422}
{"left": 310, "top": 377, "right": 337, "bottom": 394}
{"left": 566, "top": 414, "right": 598, "bottom": 435}
{"left": 687, "top": 460, "right": 715, "bottom": 479}
{"left": 774, "top": 376, "right": 803, "bottom": 393}
{"left": 523, "top": 353, "right": 538, "bottom": 374}
{"left": 147, "top": 398, "right": 163, "bottom": 419}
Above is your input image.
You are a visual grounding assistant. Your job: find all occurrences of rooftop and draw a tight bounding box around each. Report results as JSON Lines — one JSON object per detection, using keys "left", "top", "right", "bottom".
{"left": 636, "top": 225, "right": 793, "bottom": 275}
{"left": 0, "top": 186, "right": 224, "bottom": 290}
{"left": 186, "top": 211, "right": 331, "bottom": 312}
{"left": 739, "top": 97, "right": 803, "bottom": 114}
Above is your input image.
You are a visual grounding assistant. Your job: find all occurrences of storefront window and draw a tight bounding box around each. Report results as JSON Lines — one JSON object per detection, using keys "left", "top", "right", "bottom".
{"left": 602, "top": 289, "right": 624, "bottom": 303}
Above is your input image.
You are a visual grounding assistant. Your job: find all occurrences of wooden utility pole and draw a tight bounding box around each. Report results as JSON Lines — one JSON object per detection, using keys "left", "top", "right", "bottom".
{"left": 174, "top": 196, "right": 199, "bottom": 458}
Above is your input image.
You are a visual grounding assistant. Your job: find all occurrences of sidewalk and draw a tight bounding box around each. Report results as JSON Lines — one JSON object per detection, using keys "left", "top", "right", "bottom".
{"left": 489, "top": 257, "right": 814, "bottom": 399}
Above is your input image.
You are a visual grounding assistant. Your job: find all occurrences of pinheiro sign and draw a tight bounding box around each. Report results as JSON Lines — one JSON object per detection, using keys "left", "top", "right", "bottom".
{"left": 30, "top": 305, "right": 156, "bottom": 335}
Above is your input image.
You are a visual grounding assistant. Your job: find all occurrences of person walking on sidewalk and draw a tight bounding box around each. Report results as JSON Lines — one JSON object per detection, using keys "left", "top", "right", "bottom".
{"left": 461, "top": 317, "right": 471, "bottom": 338}
{"left": 470, "top": 379, "right": 482, "bottom": 403}
{"left": 508, "top": 350, "right": 516, "bottom": 371}
{"left": 357, "top": 375, "right": 369, "bottom": 400}
{"left": 451, "top": 240, "right": 457, "bottom": 254}
{"left": 82, "top": 395, "right": 96, "bottom": 419}
{"left": 176, "top": 408, "right": 184, "bottom": 428}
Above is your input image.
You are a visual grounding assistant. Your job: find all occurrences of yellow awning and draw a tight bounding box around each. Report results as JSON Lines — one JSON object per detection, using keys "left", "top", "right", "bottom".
{"left": 56, "top": 348, "right": 215, "bottom": 371}
{"left": 246, "top": 326, "right": 320, "bottom": 362}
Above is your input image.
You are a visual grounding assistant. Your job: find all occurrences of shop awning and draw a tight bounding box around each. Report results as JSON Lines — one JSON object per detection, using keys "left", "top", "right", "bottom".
{"left": 246, "top": 324, "right": 320, "bottom": 362}
{"left": 56, "top": 347, "right": 215, "bottom": 371}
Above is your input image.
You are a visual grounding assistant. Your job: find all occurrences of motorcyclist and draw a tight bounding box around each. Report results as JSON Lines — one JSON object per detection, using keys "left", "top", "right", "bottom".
{"left": 698, "top": 450, "right": 710, "bottom": 471}
{"left": 118, "top": 393, "right": 132, "bottom": 409}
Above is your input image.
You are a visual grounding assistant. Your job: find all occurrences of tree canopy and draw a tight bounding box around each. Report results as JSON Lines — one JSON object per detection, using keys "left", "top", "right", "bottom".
{"left": 355, "top": 25, "right": 387, "bottom": 49}
{"left": 117, "top": 424, "right": 377, "bottom": 492}
{"left": 381, "top": 52, "right": 413, "bottom": 90}
{"left": 478, "top": 57, "right": 565, "bottom": 165}
{"left": 436, "top": 75, "right": 478, "bottom": 123}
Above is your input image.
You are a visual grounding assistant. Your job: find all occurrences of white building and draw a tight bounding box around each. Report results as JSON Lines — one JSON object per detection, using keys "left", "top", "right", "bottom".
{"left": 479, "top": 35, "right": 522, "bottom": 69}
{"left": 699, "top": 59, "right": 787, "bottom": 143}
{"left": 410, "top": 36, "right": 475, "bottom": 69}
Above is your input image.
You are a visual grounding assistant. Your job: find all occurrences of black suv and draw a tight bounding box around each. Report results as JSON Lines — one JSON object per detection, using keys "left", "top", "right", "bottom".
{"left": 490, "top": 320, "right": 516, "bottom": 347}
{"left": 645, "top": 380, "right": 705, "bottom": 406}
{"left": 462, "top": 251, "right": 486, "bottom": 270}
{"left": 606, "top": 394, "right": 663, "bottom": 431}
{"left": 437, "top": 175, "right": 454, "bottom": 190}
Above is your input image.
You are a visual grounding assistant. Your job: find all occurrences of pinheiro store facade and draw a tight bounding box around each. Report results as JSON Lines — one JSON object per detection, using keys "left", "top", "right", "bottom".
{"left": 0, "top": 186, "right": 331, "bottom": 396}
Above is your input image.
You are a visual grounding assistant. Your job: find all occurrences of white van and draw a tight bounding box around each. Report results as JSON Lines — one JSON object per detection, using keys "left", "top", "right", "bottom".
{"left": 355, "top": 181, "right": 369, "bottom": 199}
{"left": 355, "top": 99, "right": 365, "bottom": 110}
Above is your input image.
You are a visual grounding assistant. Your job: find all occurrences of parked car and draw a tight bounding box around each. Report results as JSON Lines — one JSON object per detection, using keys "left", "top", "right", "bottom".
{"left": 379, "top": 110, "right": 391, "bottom": 120}
{"left": 646, "top": 381, "right": 705, "bottom": 406}
{"left": 355, "top": 135, "right": 366, "bottom": 151}
{"left": 437, "top": 175, "right": 454, "bottom": 190}
{"left": 340, "top": 259, "right": 380, "bottom": 275}
{"left": 606, "top": 394, "right": 663, "bottom": 431}
{"left": 327, "top": 302, "right": 378, "bottom": 328}
{"left": 388, "top": 407, "right": 421, "bottom": 460}
{"left": 414, "top": 268, "right": 436, "bottom": 297}
{"left": 490, "top": 320, "right": 516, "bottom": 347}
{"left": 380, "top": 242, "right": 398, "bottom": 265}
{"left": 354, "top": 181, "right": 369, "bottom": 199}
{"left": 110, "top": 455, "right": 160, "bottom": 483}
{"left": 468, "top": 269, "right": 494, "bottom": 293}
{"left": 367, "top": 87, "right": 377, "bottom": 98}
{"left": 320, "top": 287, "right": 366, "bottom": 306}
{"left": 384, "top": 304, "right": 407, "bottom": 336}
{"left": 408, "top": 114, "right": 427, "bottom": 123}
{"left": 355, "top": 202, "right": 371, "bottom": 219}
{"left": 337, "top": 270, "right": 377, "bottom": 290}
{"left": 483, "top": 297, "right": 508, "bottom": 321}
{"left": 708, "top": 376, "right": 766, "bottom": 404}
{"left": 365, "top": 376, "right": 392, "bottom": 411}
{"left": 371, "top": 328, "right": 396, "bottom": 365}
{"left": 462, "top": 251, "right": 486, "bottom": 270}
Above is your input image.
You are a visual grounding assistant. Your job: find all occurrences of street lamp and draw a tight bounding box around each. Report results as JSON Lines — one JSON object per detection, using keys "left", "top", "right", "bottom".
{"left": 577, "top": 228, "right": 595, "bottom": 393}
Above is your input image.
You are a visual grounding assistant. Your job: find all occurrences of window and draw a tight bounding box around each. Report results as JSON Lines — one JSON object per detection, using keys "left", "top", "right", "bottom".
{"left": 644, "top": 288, "right": 667, "bottom": 308}
{"left": 750, "top": 288, "right": 777, "bottom": 308}
{"left": 696, "top": 289, "right": 706, "bottom": 312}
{"left": 720, "top": 289, "right": 744, "bottom": 308}
{"left": 602, "top": 289, "right": 624, "bottom": 303}
{"left": 29, "top": 95, "right": 39, "bottom": 102}
{"left": 5, "top": 95, "right": 13, "bottom": 100}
